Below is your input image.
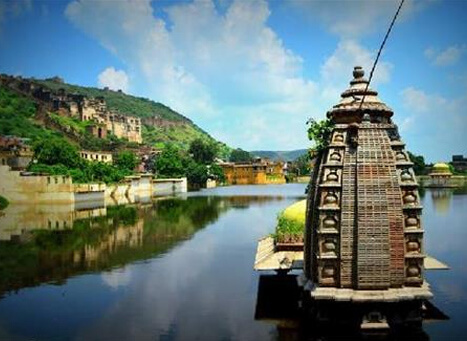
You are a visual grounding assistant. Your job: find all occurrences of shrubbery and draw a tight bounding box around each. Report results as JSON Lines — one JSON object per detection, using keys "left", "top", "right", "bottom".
{"left": 28, "top": 138, "right": 135, "bottom": 183}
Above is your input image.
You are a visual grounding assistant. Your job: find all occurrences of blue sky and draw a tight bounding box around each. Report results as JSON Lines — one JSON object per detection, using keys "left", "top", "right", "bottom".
{"left": 0, "top": 0, "right": 465, "bottom": 162}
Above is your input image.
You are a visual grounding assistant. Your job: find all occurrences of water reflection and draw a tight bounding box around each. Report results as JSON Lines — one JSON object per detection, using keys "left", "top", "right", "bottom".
{"left": 255, "top": 274, "right": 452, "bottom": 340}
{"left": 430, "top": 189, "right": 453, "bottom": 215}
{"left": 0, "top": 195, "right": 287, "bottom": 298}
{"left": 0, "top": 184, "right": 465, "bottom": 340}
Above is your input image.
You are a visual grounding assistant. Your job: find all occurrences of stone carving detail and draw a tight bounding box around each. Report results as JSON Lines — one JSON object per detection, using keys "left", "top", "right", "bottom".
{"left": 321, "top": 215, "right": 338, "bottom": 231}
{"left": 396, "top": 151, "right": 407, "bottom": 161}
{"left": 400, "top": 169, "right": 413, "bottom": 182}
{"left": 323, "top": 191, "right": 339, "bottom": 207}
{"left": 406, "top": 238, "right": 421, "bottom": 254}
{"left": 321, "top": 238, "right": 337, "bottom": 256}
{"left": 333, "top": 133, "right": 344, "bottom": 143}
{"left": 325, "top": 169, "right": 339, "bottom": 183}
{"left": 329, "top": 151, "right": 342, "bottom": 163}
{"left": 402, "top": 191, "right": 417, "bottom": 206}
{"left": 404, "top": 215, "right": 419, "bottom": 230}
{"left": 406, "top": 263, "right": 421, "bottom": 278}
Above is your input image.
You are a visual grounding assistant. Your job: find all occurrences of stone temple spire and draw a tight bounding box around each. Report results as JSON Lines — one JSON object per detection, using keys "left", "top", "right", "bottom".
{"left": 327, "top": 66, "right": 393, "bottom": 124}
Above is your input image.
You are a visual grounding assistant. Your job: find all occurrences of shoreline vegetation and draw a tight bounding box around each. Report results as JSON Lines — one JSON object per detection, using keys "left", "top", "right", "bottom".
{"left": 0, "top": 195, "right": 9, "bottom": 210}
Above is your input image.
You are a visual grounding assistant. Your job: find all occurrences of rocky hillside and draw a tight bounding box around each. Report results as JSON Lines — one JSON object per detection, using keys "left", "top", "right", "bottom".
{"left": 0, "top": 74, "right": 230, "bottom": 156}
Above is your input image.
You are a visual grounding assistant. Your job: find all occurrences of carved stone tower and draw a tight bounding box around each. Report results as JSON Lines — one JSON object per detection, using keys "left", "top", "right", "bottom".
{"left": 304, "top": 67, "right": 431, "bottom": 301}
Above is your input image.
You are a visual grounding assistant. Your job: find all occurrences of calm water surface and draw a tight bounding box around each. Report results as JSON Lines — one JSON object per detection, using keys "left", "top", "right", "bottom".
{"left": 0, "top": 184, "right": 465, "bottom": 340}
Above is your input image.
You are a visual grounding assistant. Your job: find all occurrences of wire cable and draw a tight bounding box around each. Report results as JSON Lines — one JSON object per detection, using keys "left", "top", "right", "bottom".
{"left": 358, "top": 0, "right": 405, "bottom": 110}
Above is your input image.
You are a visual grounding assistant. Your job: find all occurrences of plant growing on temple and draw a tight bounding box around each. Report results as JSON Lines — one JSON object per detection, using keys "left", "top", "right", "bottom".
{"left": 307, "top": 118, "right": 334, "bottom": 154}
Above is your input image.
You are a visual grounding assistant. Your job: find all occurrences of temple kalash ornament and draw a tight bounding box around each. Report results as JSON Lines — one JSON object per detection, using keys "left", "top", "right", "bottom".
{"left": 254, "top": 66, "right": 449, "bottom": 329}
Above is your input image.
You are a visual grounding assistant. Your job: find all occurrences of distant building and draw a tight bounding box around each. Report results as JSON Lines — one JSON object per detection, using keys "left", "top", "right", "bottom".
{"left": 85, "top": 124, "right": 107, "bottom": 139}
{"left": 219, "top": 159, "right": 285, "bottom": 185}
{"left": 452, "top": 155, "right": 467, "bottom": 172}
{"left": 80, "top": 150, "right": 113, "bottom": 164}
{"left": 0, "top": 135, "right": 33, "bottom": 170}
{"left": 428, "top": 162, "right": 453, "bottom": 187}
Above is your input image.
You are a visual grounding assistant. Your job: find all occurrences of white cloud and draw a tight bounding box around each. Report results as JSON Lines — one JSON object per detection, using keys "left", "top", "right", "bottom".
{"left": 400, "top": 86, "right": 467, "bottom": 161}
{"left": 65, "top": 0, "right": 399, "bottom": 150}
{"left": 98, "top": 67, "right": 129, "bottom": 92}
{"left": 65, "top": 0, "right": 320, "bottom": 149}
{"left": 425, "top": 45, "right": 465, "bottom": 66}
{"left": 287, "top": 0, "right": 428, "bottom": 39}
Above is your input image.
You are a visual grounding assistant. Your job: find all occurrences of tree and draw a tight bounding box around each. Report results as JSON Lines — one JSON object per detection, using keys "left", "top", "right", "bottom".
{"left": 186, "top": 161, "right": 208, "bottom": 189}
{"left": 189, "top": 138, "right": 217, "bottom": 164}
{"left": 33, "top": 138, "right": 82, "bottom": 168}
{"left": 155, "top": 144, "right": 186, "bottom": 178}
{"left": 293, "top": 153, "right": 311, "bottom": 176}
{"left": 407, "top": 151, "right": 426, "bottom": 175}
{"left": 208, "top": 163, "right": 226, "bottom": 183}
{"left": 114, "top": 150, "right": 138, "bottom": 172}
{"left": 307, "top": 118, "right": 334, "bottom": 153}
{"left": 229, "top": 148, "right": 251, "bottom": 163}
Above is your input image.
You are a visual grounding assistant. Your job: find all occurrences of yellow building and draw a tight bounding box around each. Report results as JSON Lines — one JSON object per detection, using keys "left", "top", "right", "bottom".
{"left": 80, "top": 150, "right": 113, "bottom": 164}
{"left": 428, "top": 162, "right": 453, "bottom": 187}
{"left": 220, "top": 160, "right": 285, "bottom": 185}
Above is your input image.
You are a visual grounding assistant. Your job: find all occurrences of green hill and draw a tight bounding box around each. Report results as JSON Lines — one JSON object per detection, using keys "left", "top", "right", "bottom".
{"left": 0, "top": 75, "right": 230, "bottom": 157}
{"left": 250, "top": 149, "right": 308, "bottom": 161}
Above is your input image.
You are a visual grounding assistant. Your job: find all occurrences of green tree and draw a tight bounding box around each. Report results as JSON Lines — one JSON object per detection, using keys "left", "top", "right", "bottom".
{"left": 189, "top": 138, "right": 217, "bottom": 164}
{"left": 307, "top": 118, "right": 334, "bottom": 153}
{"left": 114, "top": 150, "right": 138, "bottom": 172}
{"left": 407, "top": 151, "right": 426, "bottom": 175}
{"left": 186, "top": 161, "right": 208, "bottom": 188}
{"left": 32, "top": 138, "right": 82, "bottom": 168}
{"left": 208, "top": 163, "right": 226, "bottom": 183}
{"left": 155, "top": 144, "right": 186, "bottom": 178}
{"left": 293, "top": 153, "right": 311, "bottom": 176}
{"left": 229, "top": 148, "right": 251, "bottom": 163}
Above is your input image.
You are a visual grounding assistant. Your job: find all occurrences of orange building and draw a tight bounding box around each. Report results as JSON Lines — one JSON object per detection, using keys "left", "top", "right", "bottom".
{"left": 219, "top": 159, "right": 285, "bottom": 185}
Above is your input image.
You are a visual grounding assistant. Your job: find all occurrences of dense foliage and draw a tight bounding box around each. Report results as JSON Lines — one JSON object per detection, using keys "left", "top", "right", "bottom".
{"left": 154, "top": 144, "right": 186, "bottom": 178}
{"left": 189, "top": 138, "right": 217, "bottom": 164}
{"left": 290, "top": 153, "right": 311, "bottom": 176}
{"left": 0, "top": 86, "right": 59, "bottom": 141}
{"left": 407, "top": 151, "right": 427, "bottom": 175}
{"left": 154, "top": 141, "right": 225, "bottom": 188}
{"left": 0, "top": 195, "right": 9, "bottom": 210}
{"left": 28, "top": 139, "right": 135, "bottom": 183}
{"left": 307, "top": 118, "right": 334, "bottom": 153}
{"left": 229, "top": 148, "right": 251, "bottom": 162}
{"left": 114, "top": 151, "right": 138, "bottom": 172}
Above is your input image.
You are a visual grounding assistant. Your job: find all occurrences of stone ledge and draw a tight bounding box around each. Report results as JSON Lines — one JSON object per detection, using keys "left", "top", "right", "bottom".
{"left": 307, "top": 282, "right": 433, "bottom": 302}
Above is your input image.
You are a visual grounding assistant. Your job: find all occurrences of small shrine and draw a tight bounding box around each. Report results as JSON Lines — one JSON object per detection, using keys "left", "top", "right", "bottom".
{"left": 301, "top": 66, "right": 432, "bottom": 323}
{"left": 428, "top": 162, "right": 453, "bottom": 187}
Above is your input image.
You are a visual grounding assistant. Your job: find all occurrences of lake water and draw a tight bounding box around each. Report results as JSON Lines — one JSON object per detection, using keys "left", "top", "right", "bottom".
{"left": 0, "top": 184, "right": 465, "bottom": 340}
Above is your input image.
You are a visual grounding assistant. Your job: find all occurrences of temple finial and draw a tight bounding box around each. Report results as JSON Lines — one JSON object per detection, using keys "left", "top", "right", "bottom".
{"left": 353, "top": 66, "right": 364, "bottom": 79}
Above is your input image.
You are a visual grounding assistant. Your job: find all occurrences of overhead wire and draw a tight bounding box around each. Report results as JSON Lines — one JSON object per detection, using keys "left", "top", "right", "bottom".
{"left": 358, "top": 0, "right": 405, "bottom": 111}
